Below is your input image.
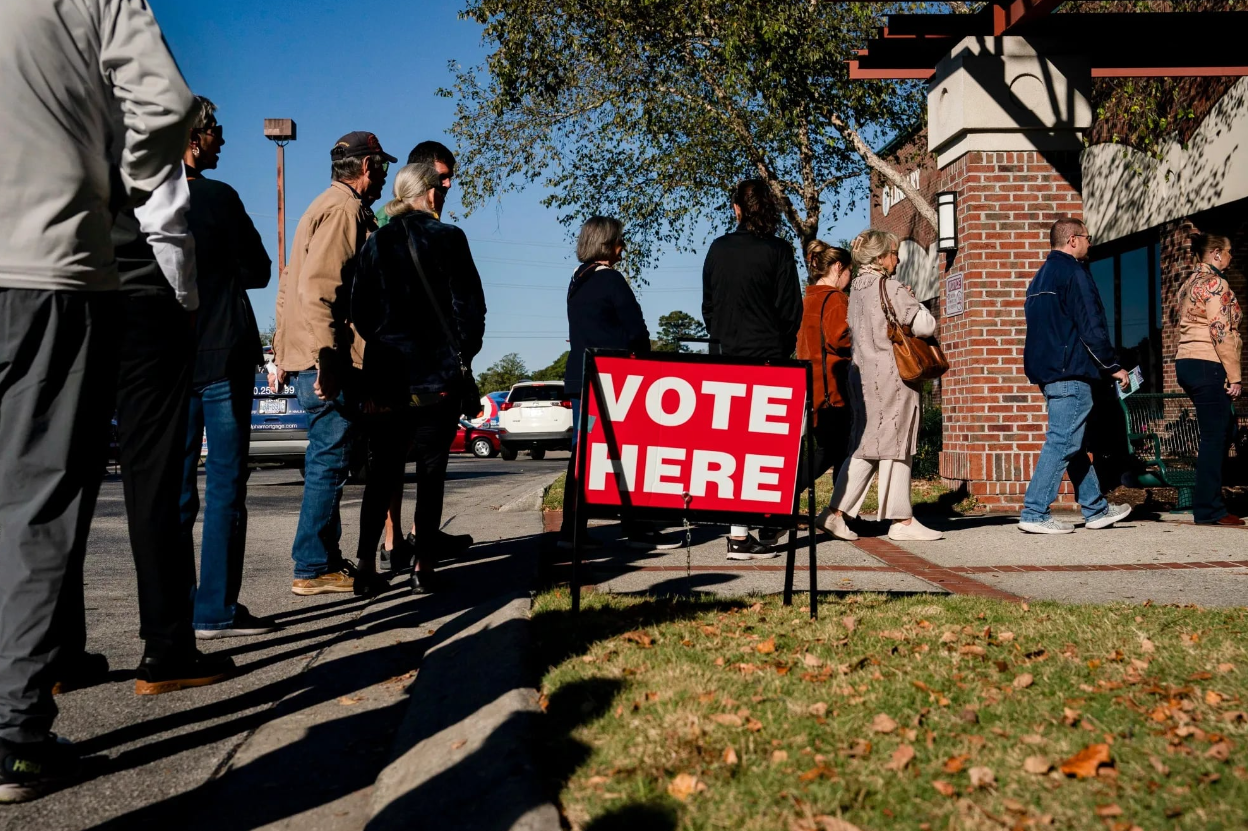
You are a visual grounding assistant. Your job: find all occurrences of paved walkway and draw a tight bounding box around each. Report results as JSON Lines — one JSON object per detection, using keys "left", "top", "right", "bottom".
{"left": 545, "top": 508, "right": 1248, "bottom": 607}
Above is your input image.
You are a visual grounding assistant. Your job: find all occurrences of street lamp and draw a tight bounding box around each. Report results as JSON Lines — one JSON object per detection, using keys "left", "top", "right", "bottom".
{"left": 263, "top": 118, "right": 297, "bottom": 274}
{"left": 936, "top": 191, "right": 958, "bottom": 252}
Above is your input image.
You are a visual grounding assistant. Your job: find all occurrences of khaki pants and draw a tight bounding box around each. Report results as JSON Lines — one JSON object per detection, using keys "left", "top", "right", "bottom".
{"left": 831, "top": 454, "right": 913, "bottom": 521}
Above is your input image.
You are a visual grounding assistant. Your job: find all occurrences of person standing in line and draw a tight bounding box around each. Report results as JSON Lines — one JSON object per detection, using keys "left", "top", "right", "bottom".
{"left": 179, "top": 96, "right": 281, "bottom": 637}
{"left": 351, "top": 163, "right": 486, "bottom": 595}
{"left": 1175, "top": 232, "right": 1243, "bottom": 526}
{"left": 702, "top": 179, "right": 803, "bottom": 559}
{"left": 375, "top": 141, "right": 475, "bottom": 571}
{"left": 273, "top": 132, "right": 395, "bottom": 596}
{"left": 823, "top": 229, "right": 944, "bottom": 542}
{"left": 0, "top": 0, "right": 197, "bottom": 800}
{"left": 1018, "top": 216, "right": 1132, "bottom": 534}
{"left": 794, "top": 241, "right": 856, "bottom": 538}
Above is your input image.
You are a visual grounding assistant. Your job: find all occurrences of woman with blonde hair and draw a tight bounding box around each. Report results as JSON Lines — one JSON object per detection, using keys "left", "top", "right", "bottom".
{"left": 822, "top": 229, "right": 943, "bottom": 541}
{"left": 1175, "top": 231, "right": 1243, "bottom": 525}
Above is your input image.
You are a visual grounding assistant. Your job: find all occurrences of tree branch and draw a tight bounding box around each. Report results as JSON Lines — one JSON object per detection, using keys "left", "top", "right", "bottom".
{"left": 828, "top": 112, "right": 937, "bottom": 230}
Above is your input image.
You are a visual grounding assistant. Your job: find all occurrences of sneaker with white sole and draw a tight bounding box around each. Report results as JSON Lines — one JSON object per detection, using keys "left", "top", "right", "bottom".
{"left": 1085, "top": 502, "right": 1131, "bottom": 530}
{"left": 887, "top": 518, "right": 944, "bottom": 541}
{"left": 1018, "top": 518, "right": 1075, "bottom": 534}
{"left": 726, "top": 534, "right": 780, "bottom": 560}
{"left": 195, "top": 607, "right": 280, "bottom": 640}
{"left": 816, "top": 511, "right": 858, "bottom": 541}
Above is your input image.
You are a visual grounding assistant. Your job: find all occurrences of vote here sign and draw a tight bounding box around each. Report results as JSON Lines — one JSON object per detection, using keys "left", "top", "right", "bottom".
{"left": 580, "top": 355, "right": 808, "bottom": 514}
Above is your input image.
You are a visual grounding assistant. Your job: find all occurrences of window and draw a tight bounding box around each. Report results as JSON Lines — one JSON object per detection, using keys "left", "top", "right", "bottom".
{"left": 508, "top": 383, "right": 565, "bottom": 403}
{"left": 1088, "top": 236, "right": 1162, "bottom": 391}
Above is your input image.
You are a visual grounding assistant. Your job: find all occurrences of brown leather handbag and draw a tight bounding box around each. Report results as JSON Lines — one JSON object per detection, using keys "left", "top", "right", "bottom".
{"left": 878, "top": 276, "right": 949, "bottom": 383}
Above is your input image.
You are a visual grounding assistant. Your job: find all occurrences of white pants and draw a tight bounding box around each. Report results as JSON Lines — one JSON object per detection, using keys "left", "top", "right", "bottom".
{"left": 830, "top": 455, "right": 914, "bottom": 521}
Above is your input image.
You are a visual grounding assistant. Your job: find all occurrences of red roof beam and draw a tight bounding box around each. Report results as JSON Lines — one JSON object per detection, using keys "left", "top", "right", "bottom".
{"left": 847, "top": 60, "right": 934, "bottom": 81}
{"left": 992, "top": 0, "right": 1064, "bottom": 36}
{"left": 1092, "top": 66, "right": 1248, "bottom": 78}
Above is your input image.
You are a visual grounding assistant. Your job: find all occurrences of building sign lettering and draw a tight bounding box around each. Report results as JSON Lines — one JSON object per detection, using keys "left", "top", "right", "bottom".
{"left": 881, "top": 169, "right": 922, "bottom": 217}
{"left": 945, "top": 273, "right": 964, "bottom": 317}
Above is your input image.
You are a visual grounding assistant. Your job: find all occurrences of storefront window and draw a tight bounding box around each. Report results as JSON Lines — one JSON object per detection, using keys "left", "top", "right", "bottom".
{"left": 1089, "top": 236, "right": 1162, "bottom": 391}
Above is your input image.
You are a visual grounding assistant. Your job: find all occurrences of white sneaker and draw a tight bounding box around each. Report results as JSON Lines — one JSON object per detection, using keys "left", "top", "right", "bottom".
{"left": 1018, "top": 518, "right": 1075, "bottom": 534}
{"left": 887, "top": 518, "right": 944, "bottom": 541}
{"left": 816, "top": 511, "right": 858, "bottom": 541}
{"left": 1085, "top": 503, "right": 1131, "bottom": 530}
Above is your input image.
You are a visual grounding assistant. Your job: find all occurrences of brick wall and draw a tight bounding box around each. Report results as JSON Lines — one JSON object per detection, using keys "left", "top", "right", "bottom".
{"left": 869, "top": 128, "right": 937, "bottom": 248}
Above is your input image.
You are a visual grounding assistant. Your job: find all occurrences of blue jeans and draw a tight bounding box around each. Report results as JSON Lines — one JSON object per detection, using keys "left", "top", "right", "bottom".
{"left": 181, "top": 375, "right": 252, "bottom": 629}
{"left": 291, "top": 370, "right": 358, "bottom": 578}
{"left": 1021, "top": 379, "right": 1109, "bottom": 523}
{"left": 1176, "top": 358, "right": 1235, "bottom": 523}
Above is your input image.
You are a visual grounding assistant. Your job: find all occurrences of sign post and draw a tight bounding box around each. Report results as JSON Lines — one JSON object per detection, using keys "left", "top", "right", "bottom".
{"left": 569, "top": 349, "right": 819, "bottom": 618}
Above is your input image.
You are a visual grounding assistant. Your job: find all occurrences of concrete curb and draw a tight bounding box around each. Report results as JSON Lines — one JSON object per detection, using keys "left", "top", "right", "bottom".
{"left": 497, "top": 481, "right": 549, "bottom": 513}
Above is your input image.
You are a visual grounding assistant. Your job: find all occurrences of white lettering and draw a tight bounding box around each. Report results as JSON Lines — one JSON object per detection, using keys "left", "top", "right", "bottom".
{"left": 598, "top": 374, "right": 642, "bottom": 422}
{"left": 748, "top": 385, "right": 793, "bottom": 435}
{"left": 587, "top": 442, "right": 638, "bottom": 492}
{"left": 643, "top": 446, "right": 686, "bottom": 495}
{"left": 700, "top": 381, "right": 748, "bottom": 430}
{"left": 689, "top": 450, "right": 736, "bottom": 499}
{"left": 645, "top": 377, "right": 697, "bottom": 427}
{"left": 741, "top": 454, "right": 785, "bottom": 503}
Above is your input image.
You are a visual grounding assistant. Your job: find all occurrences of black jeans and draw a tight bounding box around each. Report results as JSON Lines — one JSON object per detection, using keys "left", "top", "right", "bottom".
{"left": 797, "top": 406, "right": 851, "bottom": 499}
{"left": 356, "top": 397, "right": 459, "bottom": 567}
{"left": 1176, "top": 358, "right": 1237, "bottom": 523}
{"left": 115, "top": 292, "right": 197, "bottom": 658}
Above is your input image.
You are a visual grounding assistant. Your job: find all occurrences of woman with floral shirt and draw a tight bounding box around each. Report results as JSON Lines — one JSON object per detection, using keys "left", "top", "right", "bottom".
{"left": 1175, "top": 232, "right": 1243, "bottom": 526}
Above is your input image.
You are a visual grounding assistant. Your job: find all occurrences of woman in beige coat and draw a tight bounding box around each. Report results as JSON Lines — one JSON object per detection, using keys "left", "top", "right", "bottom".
{"left": 822, "top": 229, "right": 943, "bottom": 542}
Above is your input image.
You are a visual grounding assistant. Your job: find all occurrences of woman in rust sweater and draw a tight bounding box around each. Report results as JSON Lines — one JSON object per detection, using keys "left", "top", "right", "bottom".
{"left": 796, "top": 241, "right": 855, "bottom": 539}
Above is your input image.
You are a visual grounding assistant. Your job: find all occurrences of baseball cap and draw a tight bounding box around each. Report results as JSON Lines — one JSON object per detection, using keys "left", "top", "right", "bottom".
{"left": 330, "top": 131, "right": 398, "bottom": 163}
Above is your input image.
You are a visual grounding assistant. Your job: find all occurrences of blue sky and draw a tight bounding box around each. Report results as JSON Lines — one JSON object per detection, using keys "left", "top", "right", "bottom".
{"left": 150, "top": 0, "right": 868, "bottom": 373}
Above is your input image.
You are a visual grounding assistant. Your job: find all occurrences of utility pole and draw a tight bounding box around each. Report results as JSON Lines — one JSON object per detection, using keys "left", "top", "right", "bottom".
{"left": 263, "top": 119, "right": 297, "bottom": 274}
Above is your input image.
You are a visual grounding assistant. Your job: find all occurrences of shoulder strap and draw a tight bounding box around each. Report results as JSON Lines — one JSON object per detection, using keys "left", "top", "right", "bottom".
{"left": 818, "top": 291, "right": 834, "bottom": 407}
{"left": 878, "top": 273, "right": 901, "bottom": 326}
{"left": 403, "top": 222, "right": 464, "bottom": 361}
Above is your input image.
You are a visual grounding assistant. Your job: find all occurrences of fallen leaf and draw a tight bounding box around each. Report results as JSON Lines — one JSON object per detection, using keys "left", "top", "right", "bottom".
{"left": 1139, "top": 637, "right": 1155, "bottom": 653}
{"left": 1222, "top": 711, "right": 1247, "bottom": 724}
{"left": 959, "top": 707, "right": 979, "bottom": 724}
{"left": 723, "top": 746, "right": 739, "bottom": 765}
{"left": 1013, "top": 673, "right": 1035, "bottom": 690}
{"left": 871, "top": 713, "right": 898, "bottom": 733}
{"left": 886, "top": 744, "right": 916, "bottom": 772}
{"left": 999, "top": 631, "right": 1016, "bottom": 642}
{"left": 843, "top": 739, "right": 872, "bottom": 758}
{"left": 932, "top": 780, "right": 957, "bottom": 798}
{"left": 1020, "top": 734, "right": 1045, "bottom": 745}
{"left": 667, "top": 772, "right": 706, "bottom": 801}
{"left": 1023, "top": 755, "right": 1052, "bottom": 775}
{"left": 746, "top": 717, "right": 764, "bottom": 732}
{"left": 710, "top": 713, "right": 743, "bottom": 727}
{"left": 940, "top": 632, "right": 959, "bottom": 644}
{"left": 1206, "top": 690, "right": 1225, "bottom": 706}
{"left": 1060, "top": 743, "right": 1113, "bottom": 778}
{"left": 809, "top": 702, "right": 828, "bottom": 717}
{"left": 1218, "top": 662, "right": 1236, "bottom": 673}
{"left": 798, "top": 764, "right": 837, "bottom": 782}
{"left": 1094, "top": 804, "right": 1123, "bottom": 817}
{"left": 791, "top": 817, "right": 864, "bottom": 831}
{"left": 1206, "top": 741, "right": 1232, "bottom": 762}
{"left": 1149, "top": 756, "right": 1170, "bottom": 776}
{"left": 804, "top": 653, "right": 823, "bottom": 667}
{"left": 1181, "top": 633, "right": 1200, "bottom": 646}
{"left": 879, "top": 629, "right": 907, "bottom": 641}
{"left": 841, "top": 616, "right": 858, "bottom": 632}
{"left": 969, "top": 766, "right": 995, "bottom": 789}
{"left": 959, "top": 645, "right": 987, "bottom": 657}
{"left": 756, "top": 637, "right": 776, "bottom": 654}
{"left": 1063, "top": 707, "right": 1081, "bottom": 727}
{"left": 944, "top": 754, "right": 970, "bottom": 773}
{"left": 772, "top": 749, "right": 789, "bottom": 763}
{"left": 622, "top": 630, "right": 653, "bottom": 648}
{"left": 587, "top": 775, "right": 610, "bottom": 786}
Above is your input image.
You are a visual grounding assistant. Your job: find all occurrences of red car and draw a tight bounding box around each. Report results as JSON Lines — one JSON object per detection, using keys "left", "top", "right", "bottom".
{"left": 452, "top": 419, "right": 502, "bottom": 458}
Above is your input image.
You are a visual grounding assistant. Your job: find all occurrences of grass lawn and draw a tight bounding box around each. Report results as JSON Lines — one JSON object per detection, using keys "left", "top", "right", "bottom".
{"left": 531, "top": 591, "right": 1248, "bottom": 831}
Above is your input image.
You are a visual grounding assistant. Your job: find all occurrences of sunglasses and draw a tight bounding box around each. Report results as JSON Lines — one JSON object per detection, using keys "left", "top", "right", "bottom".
{"left": 196, "top": 124, "right": 223, "bottom": 139}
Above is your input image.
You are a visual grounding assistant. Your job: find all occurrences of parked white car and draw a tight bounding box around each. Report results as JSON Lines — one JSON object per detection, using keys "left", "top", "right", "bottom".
{"left": 497, "top": 381, "right": 573, "bottom": 460}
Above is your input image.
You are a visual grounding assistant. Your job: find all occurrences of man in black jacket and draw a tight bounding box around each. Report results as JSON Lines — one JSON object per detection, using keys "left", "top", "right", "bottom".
{"left": 702, "top": 180, "right": 802, "bottom": 557}
{"left": 1020, "top": 217, "right": 1131, "bottom": 535}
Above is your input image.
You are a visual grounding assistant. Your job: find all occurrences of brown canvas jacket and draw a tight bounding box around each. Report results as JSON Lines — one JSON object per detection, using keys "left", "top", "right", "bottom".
{"left": 274, "top": 182, "right": 376, "bottom": 371}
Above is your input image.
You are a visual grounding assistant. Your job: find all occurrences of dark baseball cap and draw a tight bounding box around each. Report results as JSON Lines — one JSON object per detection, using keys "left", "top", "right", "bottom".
{"left": 330, "top": 131, "right": 398, "bottom": 163}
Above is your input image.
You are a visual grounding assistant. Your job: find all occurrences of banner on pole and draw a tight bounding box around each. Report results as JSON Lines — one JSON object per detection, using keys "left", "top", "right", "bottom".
{"left": 580, "top": 354, "right": 808, "bottom": 515}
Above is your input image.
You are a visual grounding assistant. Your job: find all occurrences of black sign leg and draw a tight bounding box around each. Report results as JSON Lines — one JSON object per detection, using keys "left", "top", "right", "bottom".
{"left": 570, "top": 353, "right": 596, "bottom": 616}
{"left": 782, "top": 508, "right": 797, "bottom": 606}
{"left": 806, "top": 401, "right": 819, "bottom": 620}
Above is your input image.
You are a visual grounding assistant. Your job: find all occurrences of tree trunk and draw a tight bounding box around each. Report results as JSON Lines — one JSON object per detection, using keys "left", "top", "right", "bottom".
{"left": 830, "top": 113, "right": 939, "bottom": 232}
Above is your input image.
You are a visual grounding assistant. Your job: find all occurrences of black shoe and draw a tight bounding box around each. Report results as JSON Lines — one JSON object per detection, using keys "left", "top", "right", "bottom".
{"left": 409, "top": 568, "right": 438, "bottom": 595}
{"left": 353, "top": 569, "right": 389, "bottom": 597}
{"left": 726, "top": 534, "right": 781, "bottom": 560}
{"left": 195, "top": 607, "right": 281, "bottom": 640}
{"left": 408, "top": 530, "right": 473, "bottom": 557}
{"left": 379, "top": 538, "right": 414, "bottom": 573}
{"left": 134, "top": 649, "right": 235, "bottom": 696}
{"left": 0, "top": 735, "right": 79, "bottom": 804}
{"left": 50, "top": 651, "right": 109, "bottom": 695}
{"left": 757, "top": 527, "right": 789, "bottom": 547}
{"left": 626, "top": 529, "right": 685, "bottom": 550}
{"left": 556, "top": 535, "right": 604, "bottom": 551}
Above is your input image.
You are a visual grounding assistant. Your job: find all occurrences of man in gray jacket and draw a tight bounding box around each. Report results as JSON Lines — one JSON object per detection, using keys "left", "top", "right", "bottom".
{"left": 0, "top": 0, "right": 194, "bottom": 803}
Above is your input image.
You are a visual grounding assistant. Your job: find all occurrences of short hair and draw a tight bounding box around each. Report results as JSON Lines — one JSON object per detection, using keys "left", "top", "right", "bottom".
{"left": 576, "top": 216, "right": 625, "bottom": 263}
{"left": 850, "top": 228, "right": 900, "bottom": 269}
{"left": 189, "top": 95, "right": 218, "bottom": 132}
{"left": 407, "top": 140, "right": 456, "bottom": 171}
{"left": 384, "top": 162, "right": 442, "bottom": 218}
{"left": 1190, "top": 231, "right": 1232, "bottom": 261}
{"left": 806, "top": 240, "right": 852, "bottom": 285}
{"left": 732, "top": 179, "right": 780, "bottom": 237}
{"left": 1050, "top": 216, "right": 1086, "bottom": 248}
{"left": 331, "top": 153, "right": 384, "bottom": 183}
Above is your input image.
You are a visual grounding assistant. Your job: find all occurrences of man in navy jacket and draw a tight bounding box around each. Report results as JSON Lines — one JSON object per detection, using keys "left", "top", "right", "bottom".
{"left": 1019, "top": 217, "right": 1132, "bottom": 534}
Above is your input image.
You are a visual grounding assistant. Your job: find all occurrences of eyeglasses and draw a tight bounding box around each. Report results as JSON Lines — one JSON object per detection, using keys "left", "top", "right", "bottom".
{"left": 1073, "top": 233, "right": 1094, "bottom": 244}
{"left": 379, "top": 161, "right": 390, "bottom": 174}
{"left": 196, "top": 125, "right": 223, "bottom": 139}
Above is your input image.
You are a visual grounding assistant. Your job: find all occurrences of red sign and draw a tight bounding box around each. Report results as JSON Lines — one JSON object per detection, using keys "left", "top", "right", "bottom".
{"left": 580, "top": 356, "right": 807, "bottom": 515}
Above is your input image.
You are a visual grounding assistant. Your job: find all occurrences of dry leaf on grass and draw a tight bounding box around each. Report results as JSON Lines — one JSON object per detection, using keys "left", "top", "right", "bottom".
{"left": 772, "top": 749, "right": 789, "bottom": 763}
{"left": 723, "top": 746, "right": 739, "bottom": 765}
{"left": 667, "top": 773, "right": 706, "bottom": 801}
{"left": 1206, "top": 741, "right": 1232, "bottom": 762}
{"left": 943, "top": 754, "right": 970, "bottom": 774}
{"left": 959, "top": 645, "right": 987, "bottom": 657}
{"left": 885, "top": 744, "right": 916, "bottom": 771}
{"left": 756, "top": 637, "right": 776, "bottom": 654}
{"left": 1218, "top": 662, "right": 1236, "bottom": 673}
{"left": 791, "top": 816, "right": 864, "bottom": 831}
{"left": 622, "top": 630, "right": 653, "bottom": 647}
{"left": 798, "top": 764, "right": 838, "bottom": 782}
{"left": 1024, "top": 755, "right": 1052, "bottom": 775}
{"left": 932, "top": 780, "right": 957, "bottom": 798}
{"left": 1149, "top": 756, "right": 1170, "bottom": 776}
{"left": 746, "top": 717, "right": 764, "bottom": 732}
{"left": 940, "top": 631, "right": 959, "bottom": 644}
{"left": 841, "top": 616, "right": 858, "bottom": 632}
{"left": 710, "top": 713, "right": 743, "bottom": 727}
{"left": 1139, "top": 637, "right": 1155, "bottom": 653}
{"left": 968, "top": 766, "right": 995, "bottom": 789}
{"left": 1094, "top": 804, "right": 1123, "bottom": 817}
{"left": 1060, "top": 743, "right": 1113, "bottom": 778}
{"left": 804, "top": 653, "right": 823, "bottom": 667}
{"left": 1013, "top": 673, "right": 1035, "bottom": 690}
{"left": 809, "top": 702, "right": 828, "bottom": 717}
{"left": 1206, "top": 690, "right": 1225, "bottom": 706}
{"left": 871, "top": 713, "right": 898, "bottom": 733}
{"left": 1222, "top": 711, "right": 1248, "bottom": 724}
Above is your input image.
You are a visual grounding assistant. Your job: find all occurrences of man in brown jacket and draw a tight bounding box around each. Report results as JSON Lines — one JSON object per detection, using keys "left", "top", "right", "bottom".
{"left": 273, "top": 131, "right": 394, "bottom": 595}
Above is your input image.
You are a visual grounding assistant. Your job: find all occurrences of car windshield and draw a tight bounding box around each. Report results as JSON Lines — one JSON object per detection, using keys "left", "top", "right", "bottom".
{"left": 508, "top": 384, "right": 564, "bottom": 403}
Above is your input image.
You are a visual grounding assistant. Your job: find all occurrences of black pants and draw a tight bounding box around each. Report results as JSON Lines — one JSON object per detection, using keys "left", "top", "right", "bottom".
{"left": 115, "top": 293, "right": 197, "bottom": 658}
{"left": 356, "top": 397, "right": 459, "bottom": 567}
{"left": 796, "top": 406, "right": 851, "bottom": 507}
{"left": 0, "top": 289, "right": 118, "bottom": 742}
{"left": 1176, "top": 358, "right": 1237, "bottom": 523}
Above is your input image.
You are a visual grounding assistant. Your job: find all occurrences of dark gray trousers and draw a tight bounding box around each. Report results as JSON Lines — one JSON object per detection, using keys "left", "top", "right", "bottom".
{"left": 0, "top": 288, "right": 118, "bottom": 742}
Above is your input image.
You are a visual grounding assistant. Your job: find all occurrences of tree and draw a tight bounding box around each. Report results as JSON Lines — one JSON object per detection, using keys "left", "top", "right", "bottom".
{"left": 654, "top": 310, "right": 708, "bottom": 352}
{"left": 532, "top": 350, "right": 569, "bottom": 381}
{"left": 476, "top": 352, "right": 528, "bottom": 393}
{"left": 445, "top": 0, "right": 932, "bottom": 273}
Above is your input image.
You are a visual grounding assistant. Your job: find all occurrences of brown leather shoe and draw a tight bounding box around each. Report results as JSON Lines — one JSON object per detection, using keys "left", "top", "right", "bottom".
{"left": 291, "top": 569, "right": 354, "bottom": 595}
{"left": 1213, "top": 514, "right": 1246, "bottom": 527}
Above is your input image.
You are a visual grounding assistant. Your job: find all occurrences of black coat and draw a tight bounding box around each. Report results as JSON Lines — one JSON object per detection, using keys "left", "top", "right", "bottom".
{"left": 352, "top": 211, "right": 486, "bottom": 399}
{"left": 186, "top": 173, "right": 271, "bottom": 386}
{"left": 564, "top": 262, "right": 650, "bottom": 396}
{"left": 701, "top": 229, "right": 802, "bottom": 359}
